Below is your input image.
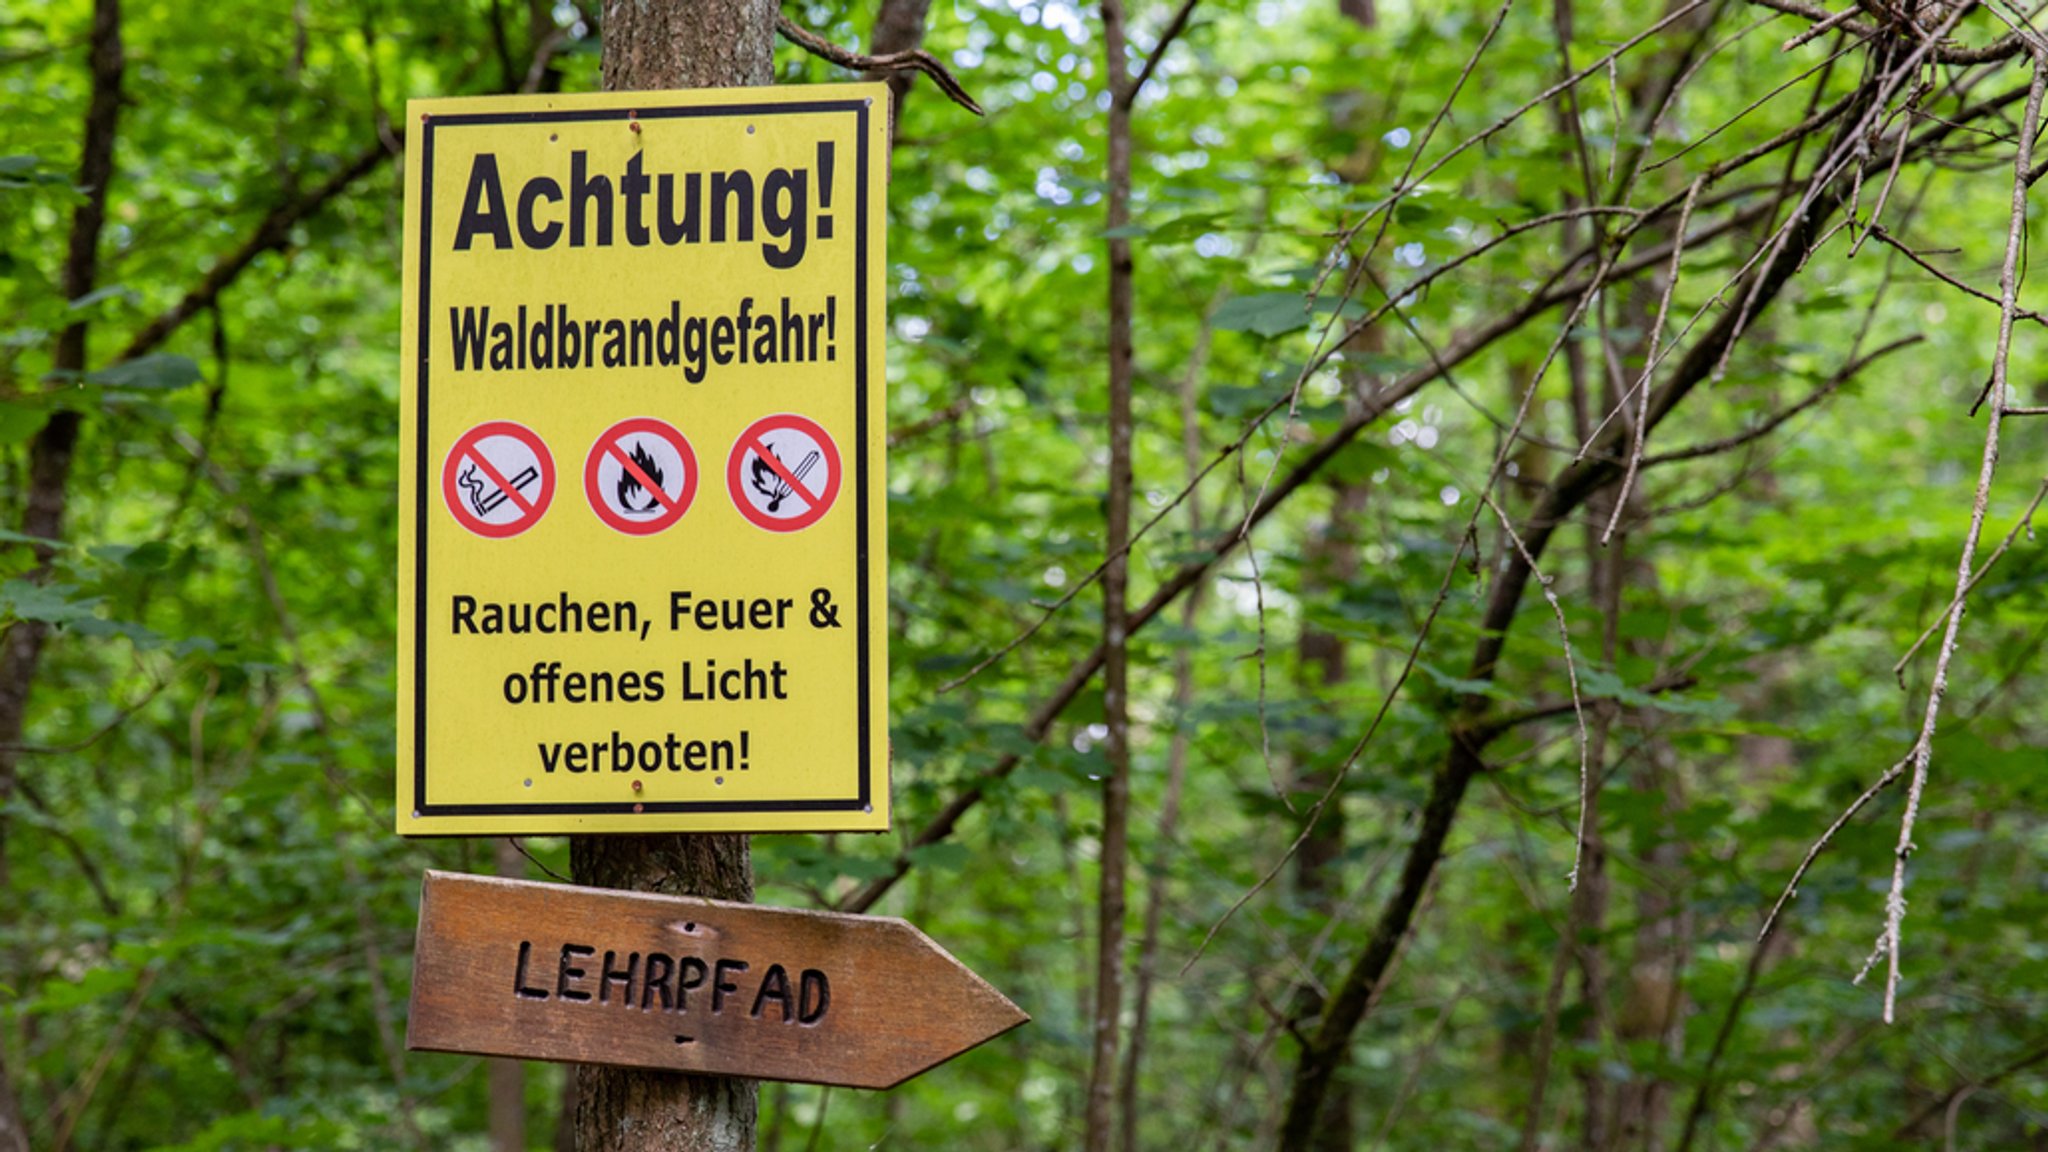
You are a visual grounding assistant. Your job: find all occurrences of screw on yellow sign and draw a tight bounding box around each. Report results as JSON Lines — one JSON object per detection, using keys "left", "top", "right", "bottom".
{"left": 397, "top": 85, "right": 889, "bottom": 835}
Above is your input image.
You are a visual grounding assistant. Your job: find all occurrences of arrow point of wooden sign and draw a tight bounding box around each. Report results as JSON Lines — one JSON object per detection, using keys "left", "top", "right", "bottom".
{"left": 406, "top": 871, "right": 1027, "bottom": 1090}
{"left": 848, "top": 916, "right": 1032, "bottom": 1088}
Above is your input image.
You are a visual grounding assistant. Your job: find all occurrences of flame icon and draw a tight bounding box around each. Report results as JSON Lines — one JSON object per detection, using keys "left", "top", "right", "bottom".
{"left": 616, "top": 440, "right": 665, "bottom": 514}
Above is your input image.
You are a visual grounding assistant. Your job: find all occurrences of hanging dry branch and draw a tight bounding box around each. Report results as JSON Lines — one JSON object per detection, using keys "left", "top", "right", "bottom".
{"left": 1863, "top": 52, "right": 2046, "bottom": 1025}
{"left": 775, "top": 14, "right": 984, "bottom": 116}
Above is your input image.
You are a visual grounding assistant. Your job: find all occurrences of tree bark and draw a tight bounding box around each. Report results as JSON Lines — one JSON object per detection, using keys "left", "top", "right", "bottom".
{"left": 0, "top": 0, "right": 122, "bottom": 888}
{"left": 572, "top": 4, "right": 774, "bottom": 1148}
{"left": 571, "top": 834, "right": 757, "bottom": 1150}
{"left": 867, "top": 0, "right": 933, "bottom": 141}
{"left": 490, "top": 839, "right": 529, "bottom": 1152}
{"left": 1286, "top": 4, "right": 1379, "bottom": 1139}
{"left": 0, "top": 1, "right": 122, "bottom": 1143}
{"left": 1081, "top": 1, "right": 1137, "bottom": 1147}
{"left": 1290, "top": 479, "right": 1368, "bottom": 1152}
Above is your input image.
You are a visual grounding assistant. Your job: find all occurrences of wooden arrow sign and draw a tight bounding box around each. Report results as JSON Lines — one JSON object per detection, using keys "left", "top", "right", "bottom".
{"left": 405, "top": 870, "right": 1027, "bottom": 1089}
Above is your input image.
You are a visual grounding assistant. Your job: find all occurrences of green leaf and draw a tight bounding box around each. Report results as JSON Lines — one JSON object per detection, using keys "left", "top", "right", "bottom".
{"left": 67, "top": 285, "right": 137, "bottom": 313}
{"left": 1417, "top": 661, "right": 1515, "bottom": 700}
{"left": 0, "top": 400, "right": 51, "bottom": 445}
{"left": 69, "top": 616, "right": 167, "bottom": 649}
{"left": 28, "top": 964, "right": 139, "bottom": 1014}
{"left": 1213, "top": 292, "right": 1312, "bottom": 338}
{"left": 1213, "top": 291, "right": 1367, "bottom": 339}
{"left": 86, "top": 354, "right": 203, "bottom": 392}
{"left": 0, "top": 580, "right": 102, "bottom": 625}
{"left": 908, "top": 841, "right": 972, "bottom": 871}
{"left": 0, "top": 155, "right": 68, "bottom": 190}
{"left": 0, "top": 527, "right": 66, "bottom": 550}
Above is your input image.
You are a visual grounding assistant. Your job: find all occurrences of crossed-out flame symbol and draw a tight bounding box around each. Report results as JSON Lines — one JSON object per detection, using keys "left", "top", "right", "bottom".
{"left": 615, "top": 440, "right": 666, "bottom": 514}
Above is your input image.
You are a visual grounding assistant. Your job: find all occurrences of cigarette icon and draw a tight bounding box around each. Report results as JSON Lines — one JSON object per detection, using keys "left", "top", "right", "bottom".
{"left": 460, "top": 463, "right": 539, "bottom": 516}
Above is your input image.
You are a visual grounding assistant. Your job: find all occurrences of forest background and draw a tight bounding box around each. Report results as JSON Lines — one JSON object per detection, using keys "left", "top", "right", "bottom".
{"left": 5, "top": 0, "right": 2048, "bottom": 1148}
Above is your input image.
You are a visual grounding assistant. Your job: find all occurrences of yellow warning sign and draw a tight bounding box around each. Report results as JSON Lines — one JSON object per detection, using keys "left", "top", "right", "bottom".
{"left": 396, "top": 85, "right": 889, "bottom": 835}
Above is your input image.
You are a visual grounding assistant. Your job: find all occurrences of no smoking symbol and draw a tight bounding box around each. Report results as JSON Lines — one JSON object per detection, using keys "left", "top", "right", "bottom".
{"left": 585, "top": 417, "right": 698, "bottom": 536}
{"left": 442, "top": 420, "right": 555, "bottom": 539}
{"left": 727, "top": 413, "right": 841, "bottom": 533}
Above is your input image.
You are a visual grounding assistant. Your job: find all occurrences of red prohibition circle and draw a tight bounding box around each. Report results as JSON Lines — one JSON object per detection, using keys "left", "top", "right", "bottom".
{"left": 726, "top": 413, "right": 842, "bottom": 533}
{"left": 584, "top": 417, "right": 698, "bottom": 536}
{"left": 442, "top": 420, "right": 555, "bottom": 539}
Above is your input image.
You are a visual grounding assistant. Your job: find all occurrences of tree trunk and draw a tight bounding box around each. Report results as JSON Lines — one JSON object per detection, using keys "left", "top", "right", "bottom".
{"left": 571, "top": 835, "right": 757, "bottom": 1150}
{"left": 572, "top": 4, "right": 774, "bottom": 1148}
{"left": 490, "top": 839, "right": 528, "bottom": 1152}
{"left": 867, "top": 0, "right": 933, "bottom": 141}
{"left": 1289, "top": 478, "right": 1368, "bottom": 1152}
{"left": 1081, "top": 1, "right": 1137, "bottom": 1146}
{"left": 0, "top": 1, "right": 123, "bottom": 1143}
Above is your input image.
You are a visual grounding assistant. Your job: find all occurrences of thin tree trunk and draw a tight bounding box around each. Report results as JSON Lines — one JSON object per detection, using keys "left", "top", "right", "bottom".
{"left": 1082, "top": 1, "right": 1137, "bottom": 1146}
{"left": 1516, "top": 340, "right": 1616, "bottom": 1152}
{"left": 1289, "top": 4, "right": 1380, "bottom": 1137}
{"left": 1606, "top": 241, "right": 1687, "bottom": 1152}
{"left": 0, "top": 0, "right": 122, "bottom": 887}
{"left": 867, "top": 0, "right": 932, "bottom": 141}
{"left": 572, "top": 4, "right": 775, "bottom": 1148}
{"left": 490, "top": 840, "right": 528, "bottom": 1152}
{"left": 0, "top": 2, "right": 123, "bottom": 1143}
{"left": 1290, "top": 479, "right": 1368, "bottom": 1152}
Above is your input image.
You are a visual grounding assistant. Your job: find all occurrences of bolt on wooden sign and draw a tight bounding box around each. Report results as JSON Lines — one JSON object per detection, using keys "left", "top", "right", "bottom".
{"left": 396, "top": 85, "right": 890, "bottom": 834}
{"left": 407, "top": 872, "right": 1028, "bottom": 1088}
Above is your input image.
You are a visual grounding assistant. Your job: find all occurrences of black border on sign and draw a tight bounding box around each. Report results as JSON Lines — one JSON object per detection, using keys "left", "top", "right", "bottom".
{"left": 413, "top": 98, "right": 874, "bottom": 820}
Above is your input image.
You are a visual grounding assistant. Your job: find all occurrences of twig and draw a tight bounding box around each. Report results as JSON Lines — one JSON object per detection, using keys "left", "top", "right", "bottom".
{"left": 1123, "top": 0, "right": 1201, "bottom": 105}
{"left": 775, "top": 15, "right": 983, "bottom": 116}
{"left": 1757, "top": 753, "right": 1909, "bottom": 945}
{"left": 1601, "top": 176, "right": 1702, "bottom": 544}
{"left": 886, "top": 394, "right": 974, "bottom": 448}
{"left": 1482, "top": 673, "right": 1699, "bottom": 733}
{"left": 0, "top": 675, "right": 169, "bottom": 754}
{"left": 940, "top": 190, "right": 1772, "bottom": 700}
{"left": 1480, "top": 493, "right": 1590, "bottom": 889}
{"left": 1783, "top": 4, "right": 1861, "bottom": 50}
{"left": 1323, "top": 0, "right": 1717, "bottom": 266}
{"left": 1642, "top": 334, "right": 1923, "bottom": 466}
{"left": 1864, "top": 224, "right": 2048, "bottom": 323}
{"left": 1645, "top": 37, "right": 1865, "bottom": 174}
{"left": 1749, "top": 0, "right": 2031, "bottom": 62}
{"left": 1869, "top": 54, "right": 2047, "bottom": 1026}
{"left": 1893, "top": 476, "right": 2048, "bottom": 683}
{"left": 1178, "top": 529, "right": 1475, "bottom": 973}
{"left": 509, "top": 837, "right": 570, "bottom": 882}
{"left": 1849, "top": 114, "right": 1912, "bottom": 257}
{"left": 1891, "top": 1036, "right": 2048, "bottom": 1138}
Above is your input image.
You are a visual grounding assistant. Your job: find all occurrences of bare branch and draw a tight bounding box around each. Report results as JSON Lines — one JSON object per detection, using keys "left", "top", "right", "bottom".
{"left": 1642, "top": 334, "right": 1923, "bottom": 466}
{"left": 1871, "top": 53, "right": 2047, "bottom": 1026}
{"left": 1123, "top": 0, "right": 1200, "bottom": 106}
{"left": 775, "top": 14, "right": 983, "bottom": 116}
{"left": 1893, "top": 476, "right": 2048, "bottom": 683}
